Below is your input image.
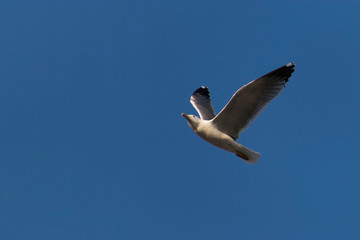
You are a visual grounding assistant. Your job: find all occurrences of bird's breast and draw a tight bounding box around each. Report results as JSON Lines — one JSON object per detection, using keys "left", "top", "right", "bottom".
{"left": 196, "top": 122, "right": 235, "bottom": 151}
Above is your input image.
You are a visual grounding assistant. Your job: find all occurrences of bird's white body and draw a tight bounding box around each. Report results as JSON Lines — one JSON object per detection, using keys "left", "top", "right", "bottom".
{"left": 196, "top": 120, "right": 234, "bottom": 151}
{"left": 183, "top": 115, "right": 261, "bottom": 163}
{"left": 182, "top": 62, "right": 295, "bottom": 164}
{"left": 199, "top": 121, "right": 261, "bottom": 162}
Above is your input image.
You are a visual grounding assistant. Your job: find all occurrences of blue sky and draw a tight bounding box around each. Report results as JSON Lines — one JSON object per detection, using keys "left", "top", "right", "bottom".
{"left": 1, "top": 1, "right": 360, "bottom": 239}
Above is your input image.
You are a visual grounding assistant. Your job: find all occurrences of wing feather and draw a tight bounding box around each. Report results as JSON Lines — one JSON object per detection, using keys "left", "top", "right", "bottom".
{"left": 190, "top": 86, "right": 216, "bottom": 120}
{"left": 211, "top": 62, "right": 295, "bottom": 140}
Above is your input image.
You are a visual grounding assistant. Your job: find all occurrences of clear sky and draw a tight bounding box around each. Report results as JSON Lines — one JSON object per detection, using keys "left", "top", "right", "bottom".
{"left": 1, "top": 1, "right": 360, "bottom": 239}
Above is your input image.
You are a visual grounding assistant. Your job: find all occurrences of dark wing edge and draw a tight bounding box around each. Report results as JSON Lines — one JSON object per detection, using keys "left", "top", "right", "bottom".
{"left": 190, "top": 86, "right": 216, "bottom": 120}
{"left": 260, "top": 61, "right": 295, "bottom": 87}
{"left": 211, "top": 62, "right": 295, "bottom": 140}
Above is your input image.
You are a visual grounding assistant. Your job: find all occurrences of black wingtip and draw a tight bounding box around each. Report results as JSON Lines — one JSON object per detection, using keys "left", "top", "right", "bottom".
{"left": 286, "top": 62, "right": 295, "bottom": 67}
{"left": 284, "top": 61, "right": 295, "bottom": 74}
{"left": 283, "top": 62, "right": 295, "bottom": 73}
{"left": 265, "top": 62, "right": 295, "bottom": 80}
{"left": 193, "top": 86, "right": 210, "bottom": 96}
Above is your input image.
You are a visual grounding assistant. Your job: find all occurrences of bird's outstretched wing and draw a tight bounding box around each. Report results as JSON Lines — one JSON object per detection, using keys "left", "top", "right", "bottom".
{"left": 190, "top": 86, "right": 216, "bottom": 120}
{"left": 211, "top": 62, "right": 295, "bottom": 140}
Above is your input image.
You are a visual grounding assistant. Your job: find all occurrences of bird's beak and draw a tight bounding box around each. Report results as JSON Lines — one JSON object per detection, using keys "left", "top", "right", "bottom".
{"left": 181, "top": 113, "right": 190, "bottom": 120}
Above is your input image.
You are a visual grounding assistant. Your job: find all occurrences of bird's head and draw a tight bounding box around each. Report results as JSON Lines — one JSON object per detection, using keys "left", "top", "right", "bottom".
{"left": 181, "top": 113, "right": 200, "bottom": 133}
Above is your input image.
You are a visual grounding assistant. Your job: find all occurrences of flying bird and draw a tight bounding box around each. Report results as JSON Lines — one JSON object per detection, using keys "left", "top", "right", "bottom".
{"left": 182, "top": 62, "right": 295, "bottom": 164}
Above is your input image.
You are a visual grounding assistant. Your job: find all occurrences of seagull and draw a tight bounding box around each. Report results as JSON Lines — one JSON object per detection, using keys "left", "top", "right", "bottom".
{"left": 182, "top": 62, "right": 295, "bottom": 164}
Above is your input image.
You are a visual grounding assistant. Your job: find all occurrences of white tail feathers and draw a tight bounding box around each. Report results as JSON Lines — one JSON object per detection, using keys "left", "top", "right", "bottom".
{"left": 235, "top": 145, "right": 261, "bottom": 164}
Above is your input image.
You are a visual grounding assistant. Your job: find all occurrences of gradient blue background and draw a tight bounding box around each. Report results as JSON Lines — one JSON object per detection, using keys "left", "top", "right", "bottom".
{"left": 1, "top": 1, "right": 360, "bottom": 239}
